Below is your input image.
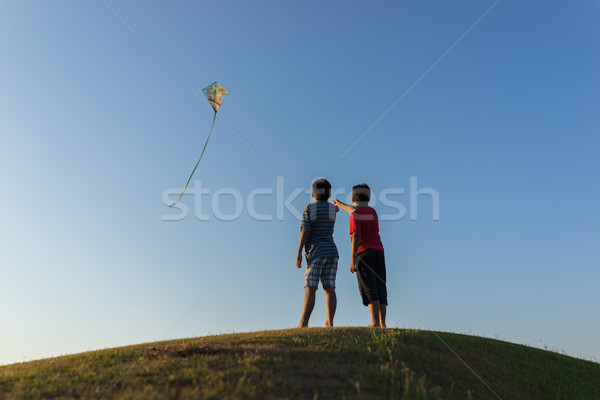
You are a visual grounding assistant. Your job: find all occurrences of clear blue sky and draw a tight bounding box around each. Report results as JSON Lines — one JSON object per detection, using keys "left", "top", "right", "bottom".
{"left": 1, "top": 1, "right": 599, "bottom": 365}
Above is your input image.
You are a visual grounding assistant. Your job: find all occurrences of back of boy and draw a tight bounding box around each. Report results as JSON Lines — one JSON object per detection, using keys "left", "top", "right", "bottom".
{"left": 333, "top": 183, "right": 387, "bottom": 327}
{"left": 302, "top": 201, "right": 339, "bottom": 266}
{"left": 350, "top": 205, "right": 387, "bottom": 307}
{"left": 295, "top": 178, "right": 339, "bottom": 328}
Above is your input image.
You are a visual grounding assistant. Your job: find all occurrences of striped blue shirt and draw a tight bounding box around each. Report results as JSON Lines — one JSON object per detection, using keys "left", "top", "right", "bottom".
{"left": 301, "top": 201, "right": 339, "bottom": 263}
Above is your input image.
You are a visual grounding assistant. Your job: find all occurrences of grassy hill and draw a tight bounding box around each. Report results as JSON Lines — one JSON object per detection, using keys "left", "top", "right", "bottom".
{"left": 1, "top": 328, "right": 598, "bottom": 399}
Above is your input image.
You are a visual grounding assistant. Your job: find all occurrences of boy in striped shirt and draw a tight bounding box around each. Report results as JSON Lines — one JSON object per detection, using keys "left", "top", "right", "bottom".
{"left": 296, "top": 178, "right": 339, "bottom": 328}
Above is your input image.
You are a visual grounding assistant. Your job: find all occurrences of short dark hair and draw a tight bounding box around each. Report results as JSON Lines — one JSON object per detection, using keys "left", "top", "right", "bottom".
{"left": 352, "top": 183, "right": 370, "bottom": 202}
{"left": 312, "top": 178, "right": 332, "bottom": 201}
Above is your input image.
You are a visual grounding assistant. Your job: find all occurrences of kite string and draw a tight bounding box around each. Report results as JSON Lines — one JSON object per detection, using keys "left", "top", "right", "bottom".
{"left": 170, "top": 113, "right": 217, "bottom": 207}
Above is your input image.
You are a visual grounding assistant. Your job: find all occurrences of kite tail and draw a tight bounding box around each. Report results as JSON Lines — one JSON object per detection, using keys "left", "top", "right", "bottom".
{"left": 170, "top": 113, "right": 217, "bottom": 208}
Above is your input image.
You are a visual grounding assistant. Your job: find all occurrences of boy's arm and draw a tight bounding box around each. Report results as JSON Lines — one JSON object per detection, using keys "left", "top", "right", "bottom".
{"left": 296, "top": 227, "right": 310, "bottom": 268}
{"left": 350, "top": 232, "right": 361, "bottom": 273}
{"left": 332, "top": 199, "right": 356, "bottom": 214}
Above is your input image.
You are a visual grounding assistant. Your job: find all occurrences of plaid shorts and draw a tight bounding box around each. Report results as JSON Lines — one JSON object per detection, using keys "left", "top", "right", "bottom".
{"left": 305, "top": 257, "right": 339, "bottom": 289}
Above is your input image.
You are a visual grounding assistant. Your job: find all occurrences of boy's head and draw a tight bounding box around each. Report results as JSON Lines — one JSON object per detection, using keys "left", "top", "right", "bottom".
{"left": 352, "top": 183, "right": 371, "bottom": 204}
{"left": 312, "top": 178, "right": 332, "bottom": 201}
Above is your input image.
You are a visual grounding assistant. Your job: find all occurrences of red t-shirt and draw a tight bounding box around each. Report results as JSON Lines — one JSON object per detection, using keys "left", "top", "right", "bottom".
{"left": 349, "top": 206, "right": 384, "bottom": 254}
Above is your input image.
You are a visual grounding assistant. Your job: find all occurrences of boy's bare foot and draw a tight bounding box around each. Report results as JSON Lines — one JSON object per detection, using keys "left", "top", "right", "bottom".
{"left": 369, "top": 323, "right": 381, "bottom": 328}
{"left": 325, "top": 321, "right": 333, "bottom": 327}
{"left": 296, "top": 323, "right": 308, "bottom": 328}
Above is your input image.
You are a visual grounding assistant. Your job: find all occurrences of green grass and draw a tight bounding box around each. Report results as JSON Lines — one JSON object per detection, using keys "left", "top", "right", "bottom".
{"left": 1, "top": 328, "right": 598, "bottom": 399}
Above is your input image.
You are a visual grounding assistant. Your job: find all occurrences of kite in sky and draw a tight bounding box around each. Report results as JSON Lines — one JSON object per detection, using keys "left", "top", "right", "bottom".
{"left": 170, "top": 82, "right": 230, "bottom": 207}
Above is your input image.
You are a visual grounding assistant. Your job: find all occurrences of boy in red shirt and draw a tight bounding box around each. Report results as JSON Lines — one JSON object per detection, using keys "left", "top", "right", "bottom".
{"left": 333, "top": 184, "right": 387, "bottom": 327}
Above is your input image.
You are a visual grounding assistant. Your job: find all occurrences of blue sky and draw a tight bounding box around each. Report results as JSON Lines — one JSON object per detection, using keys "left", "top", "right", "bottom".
{"left": 1, "top": 0, "right": 599, "bottom": 365}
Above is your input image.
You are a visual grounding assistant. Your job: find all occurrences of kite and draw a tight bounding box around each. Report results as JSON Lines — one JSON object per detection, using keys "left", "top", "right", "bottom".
{"left": 170, "top": 82, "right": 230, "bottom": 207}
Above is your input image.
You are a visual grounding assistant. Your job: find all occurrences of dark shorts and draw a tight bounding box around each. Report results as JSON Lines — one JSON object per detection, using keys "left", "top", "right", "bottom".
{"left": 355, "top": 249, "right": 387, "bottom": 306}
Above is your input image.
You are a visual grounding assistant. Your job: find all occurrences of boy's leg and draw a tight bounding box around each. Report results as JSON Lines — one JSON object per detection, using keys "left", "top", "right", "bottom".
{"left": 375, "top": 251, "right": 387, "bottom": 328}
{"left": 379, "top": 304, "right": 386, "bottom": 328}
{"left": 297, "top": 287, "right": 317, "bottom": 328}
{"left": 356, "top": 250, "right": 381, "bottom": 327}
{"left": 299, "top": 258, "right": 322, "bottom": 328}
{"left": 368, "top": 301, "right": 381, "bottom": 327}
{"left": 322, "top": 257, "right": 338, "bottom": 327}
{"left": 324, "top": 288, "right": 336, "bottom": 327}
